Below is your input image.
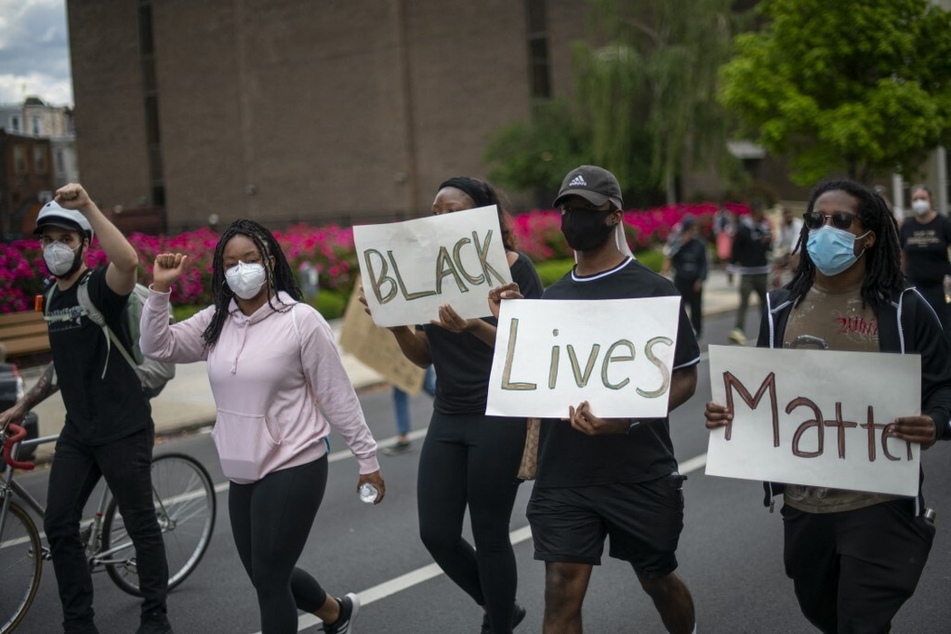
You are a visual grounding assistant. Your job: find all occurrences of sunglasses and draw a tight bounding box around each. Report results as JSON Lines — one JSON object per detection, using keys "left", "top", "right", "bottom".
{"left": 803, "top": 211, "right": 858, "bottom": 231}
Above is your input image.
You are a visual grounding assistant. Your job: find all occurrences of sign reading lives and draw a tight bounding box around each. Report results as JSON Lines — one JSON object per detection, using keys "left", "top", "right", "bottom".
{"left": 486, "top": 297, "right": 681, "bottom": 418}
{"left": 706, "top": 346, "right": 921, "bottom": 497}
{"left": 353, "top": 206, "right": 512, "bottom": 328}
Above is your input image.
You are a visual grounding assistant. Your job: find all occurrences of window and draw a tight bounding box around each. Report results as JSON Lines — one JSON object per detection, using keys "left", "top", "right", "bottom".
{"left": 9, "top": 115, "right": 21, "bottom": 132}
{"left": 30, "top": 116, "right": 41, "bottom": 136}
{"left": 34, "top": 146, "right": 48, "bottom": 173}
{"left": 55, "top": 148, "right": 65, "bottom": 173}
{"left": 13, "top": 145, "right": 26, "bottom": 173}
{"left": 525, "top": 0, "right": 551, "bottom": 99}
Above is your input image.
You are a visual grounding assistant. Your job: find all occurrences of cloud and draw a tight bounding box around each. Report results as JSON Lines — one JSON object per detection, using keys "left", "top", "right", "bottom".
{"left": 0, "top": 0, "right": 72, "bottom": 105}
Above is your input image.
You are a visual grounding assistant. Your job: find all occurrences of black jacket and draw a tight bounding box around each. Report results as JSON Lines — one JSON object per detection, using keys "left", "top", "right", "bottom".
{"left": 759, "top": 285, "right": 951, "bottom": 509}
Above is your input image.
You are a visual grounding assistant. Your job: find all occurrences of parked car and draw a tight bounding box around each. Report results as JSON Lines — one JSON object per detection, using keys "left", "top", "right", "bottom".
{"left": 0, "top": 362, "right": 39, "bottom": 461}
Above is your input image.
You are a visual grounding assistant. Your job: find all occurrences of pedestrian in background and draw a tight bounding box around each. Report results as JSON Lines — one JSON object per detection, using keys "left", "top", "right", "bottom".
{"left": 728, "top": 202, "right": 772, "bottom": 344}
{"left": 705, "top": 179, "right": 951, "bottom": 633}
{"left": 384, "top": 366, "right": 436, "bottom": 455}
{"left": 363, "top": 177, "right": 541, "bottom": 633}
{"left": 662, "top": 215, "right": 708, "bottom": 339}
{"left": 140, "top": 219, "right": 383, "bottom": 634}
{"left": 899, "top": 183, "right": 951, "bottom": 334}
{"left": 771, "top": 205, "right": 803, "bottom": 289}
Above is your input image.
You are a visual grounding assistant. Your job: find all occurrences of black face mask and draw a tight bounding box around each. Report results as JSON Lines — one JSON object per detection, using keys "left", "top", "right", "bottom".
{"left": 561, "top": 208, "right": 616, "bottom": 251}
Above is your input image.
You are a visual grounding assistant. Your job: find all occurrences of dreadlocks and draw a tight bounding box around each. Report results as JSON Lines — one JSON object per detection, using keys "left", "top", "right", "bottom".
{"left": 787, "top": 180, "right": 905, "bottom": 310}
{"left": 202, "top": 218, "right": 303, "bottom": 348}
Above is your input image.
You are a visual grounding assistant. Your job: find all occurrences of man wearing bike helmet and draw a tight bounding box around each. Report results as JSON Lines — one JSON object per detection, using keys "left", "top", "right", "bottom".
{"left": 0, "top": 184, "right": 172, "bottom": 634}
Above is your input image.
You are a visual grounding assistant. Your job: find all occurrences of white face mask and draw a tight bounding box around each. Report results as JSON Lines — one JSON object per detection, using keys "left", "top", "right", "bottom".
{"left": 912, "top": 199, "right": 931, "bottom": 215}
{"left": 225, "top": 261, "right": 267, "bottom": 300}
{"left": 43, "top": 242, "right": 81, "bottom": 277}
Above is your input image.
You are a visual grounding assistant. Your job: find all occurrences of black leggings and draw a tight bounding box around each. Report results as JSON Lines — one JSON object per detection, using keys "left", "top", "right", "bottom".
{"left": 417, "top": 410, "right": 526, "bottom": 634}
{"left": 229, "top": 457, "right": 329, "bottom": 634}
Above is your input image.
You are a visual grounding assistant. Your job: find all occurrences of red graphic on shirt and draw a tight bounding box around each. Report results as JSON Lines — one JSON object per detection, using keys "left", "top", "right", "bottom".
{"left": 836, "top": 315, "right": 878, "bottom": 337}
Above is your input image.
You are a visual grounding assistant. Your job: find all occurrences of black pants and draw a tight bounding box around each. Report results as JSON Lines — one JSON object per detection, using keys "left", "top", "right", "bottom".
{"left": 674, "top": 277, "right": 703, "bottom": 338}
{"left": 229, "top": 457, "right": 329, "bottom": 634}
{"left": 782, "top": 500, "right": 935, "bottom": 633}
{"left": 45, "top": 428, "right": 168, "bottom": 633}
{"left": 417, "top": 410, "right": 526, "bottom": 634}
{"left": 735, "top": 273, "right": 768, "bottom": 333}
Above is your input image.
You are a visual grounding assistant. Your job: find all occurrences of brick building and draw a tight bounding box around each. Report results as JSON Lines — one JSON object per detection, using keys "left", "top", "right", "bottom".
{"left": 67, "top": 0, "right": 596, "bottom": 233}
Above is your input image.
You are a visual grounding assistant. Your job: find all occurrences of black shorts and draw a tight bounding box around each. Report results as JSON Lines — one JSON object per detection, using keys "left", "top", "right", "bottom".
{"left": 527, "top": 474, "right": 685, "bottom": 578}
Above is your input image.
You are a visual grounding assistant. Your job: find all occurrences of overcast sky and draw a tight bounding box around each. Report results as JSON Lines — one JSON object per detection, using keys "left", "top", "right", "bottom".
{"left": 0, "top": 0, "right": 72, "bottom": 106}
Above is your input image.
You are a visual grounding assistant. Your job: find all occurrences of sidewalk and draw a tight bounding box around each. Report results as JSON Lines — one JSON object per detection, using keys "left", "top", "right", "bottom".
{"left": 21, "top": 267, "right": 742, "bottom": 459}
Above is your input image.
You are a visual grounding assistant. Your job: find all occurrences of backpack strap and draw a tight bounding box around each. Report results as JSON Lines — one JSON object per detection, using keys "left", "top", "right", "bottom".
{"left": 76, "top": 277, "right": 138, "bottom": 379}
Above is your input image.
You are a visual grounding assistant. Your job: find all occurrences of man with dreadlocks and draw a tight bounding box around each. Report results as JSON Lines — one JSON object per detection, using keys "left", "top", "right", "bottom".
{"left": 140, "top": 219, "right": 383, "bottom": 634}
{"left": 705, "top": 180, "right": 951, "bottom": 633}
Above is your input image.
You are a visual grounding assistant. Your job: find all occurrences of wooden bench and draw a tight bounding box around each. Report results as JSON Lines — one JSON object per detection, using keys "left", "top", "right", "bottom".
{"left": 0, "top": 311, "right": 50, "bottom": 364}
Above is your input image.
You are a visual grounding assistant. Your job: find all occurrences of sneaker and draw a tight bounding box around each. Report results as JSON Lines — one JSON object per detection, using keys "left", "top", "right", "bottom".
{"left": 382, "top": 440, "right": 412, "bottom": 456}
{"left": 324, "top": 593, "right": 359, "bottom": 634}
{"left": 480, "top": 602, "right": 527, "bottom": 633}
{"left": 728, "top": 328, "right": 747, "bottom": 345}
{"left": 136, "top": 610, "right": 173, "bottom": 634}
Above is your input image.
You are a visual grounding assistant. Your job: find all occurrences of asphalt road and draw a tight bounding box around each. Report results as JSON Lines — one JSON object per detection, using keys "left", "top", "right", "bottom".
{"left": 8, "top": 310, "right": 951, "bottom": 633}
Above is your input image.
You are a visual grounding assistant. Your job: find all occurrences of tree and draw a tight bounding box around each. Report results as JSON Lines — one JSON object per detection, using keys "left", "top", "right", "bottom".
{"left": 577, "top": 0, "right": 738, "bottom": 204}
{"left": 483, "top": 0, "right": 741, "bottom": 207}
{"left": 719, "top": 0, "right": 951, "bottom": 185}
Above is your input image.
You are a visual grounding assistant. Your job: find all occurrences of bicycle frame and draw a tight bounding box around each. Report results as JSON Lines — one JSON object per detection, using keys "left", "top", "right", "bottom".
{"left": 0, "top": 431, "right": 140, "bottom": 571}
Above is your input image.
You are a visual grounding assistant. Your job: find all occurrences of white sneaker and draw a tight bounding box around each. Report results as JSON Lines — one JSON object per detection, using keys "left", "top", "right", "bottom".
{"left": 728, "top": 328, "right": 747, "bottom": 345}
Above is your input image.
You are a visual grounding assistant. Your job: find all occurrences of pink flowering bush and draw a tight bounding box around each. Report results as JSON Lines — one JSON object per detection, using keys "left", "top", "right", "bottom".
{"left": 0, "top": 202, "right": 746, "bottom": 314}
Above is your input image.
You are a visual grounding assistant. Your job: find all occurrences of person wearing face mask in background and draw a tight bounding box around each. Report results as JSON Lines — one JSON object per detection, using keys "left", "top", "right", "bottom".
{"left": 139, "top": 219, "right": 384, "bottom": 634}
{"left": 899, "top": 184, "right": 951, "bottom": 334}
{"left": 705, "top": 180, "right": 951, "bottom": 633}
{"left": 0, "top": 185, "right": 174, "bottom": 634}
{"left": 490, "top": 166, "right": 700, "bottom": 634}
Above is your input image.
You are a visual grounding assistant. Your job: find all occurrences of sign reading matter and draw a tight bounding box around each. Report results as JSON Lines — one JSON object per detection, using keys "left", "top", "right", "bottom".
{"left": 486, "top": 297, "right": 681, "bottom": 418}
{"left": 353, "top": 206, "right": 512, "bottom": 327}
{"left": 706, "top": 345, "right": 921, "bottom": 497}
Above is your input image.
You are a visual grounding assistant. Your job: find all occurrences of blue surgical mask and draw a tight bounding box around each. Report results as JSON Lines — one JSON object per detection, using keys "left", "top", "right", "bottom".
{"left": 806, "top": 226, "right": 870, "bottom": 276}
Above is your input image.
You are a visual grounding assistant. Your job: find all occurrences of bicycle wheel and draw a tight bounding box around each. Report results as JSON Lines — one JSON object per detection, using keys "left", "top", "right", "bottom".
{"left": 0, "top": 501, "right": 43, "bottom": 633}
{"left": 102, "top": 453, "right": 217, "bottom": 597}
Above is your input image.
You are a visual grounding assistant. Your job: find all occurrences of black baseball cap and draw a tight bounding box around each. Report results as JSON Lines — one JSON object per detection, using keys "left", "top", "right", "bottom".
{"left": 553, "top": 165, "right": 623, "bottom": 210}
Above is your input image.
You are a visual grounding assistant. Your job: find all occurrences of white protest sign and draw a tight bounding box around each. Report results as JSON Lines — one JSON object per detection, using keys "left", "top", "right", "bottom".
{"left": 486, "top": 297, "right": 681, "bottom": 418}
{"left": 706, "top": 345, "right": 921, "bottom": 497}
{"left": 353, "top": 205, "right": 512, "bottom": 327}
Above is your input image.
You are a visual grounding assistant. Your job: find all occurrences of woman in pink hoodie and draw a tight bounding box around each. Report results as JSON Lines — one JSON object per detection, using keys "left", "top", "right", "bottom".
{"left": 140, "top": 219, "right": 382, "bottom": 634}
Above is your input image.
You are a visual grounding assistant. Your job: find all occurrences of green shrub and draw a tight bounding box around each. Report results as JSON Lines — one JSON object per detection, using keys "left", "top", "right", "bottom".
{"left": 172, "top": 304, "right": 206, "bottom": 323}
{"left": 535, "top": 259, "right": 574, "bottom": 287}
{"left": 635, "top": 248, "right": 664, "bottom": 273}
{"left": 312, "top": 290, "right": 348, "bottom": 320}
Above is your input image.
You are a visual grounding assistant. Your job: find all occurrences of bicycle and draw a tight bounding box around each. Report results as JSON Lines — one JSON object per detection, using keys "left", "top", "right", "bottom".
{"left": 0, "top": 422, "right": 217, "bottom": 633}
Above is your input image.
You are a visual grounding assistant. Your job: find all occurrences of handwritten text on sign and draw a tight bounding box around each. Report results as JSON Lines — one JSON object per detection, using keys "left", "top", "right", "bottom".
{"left": 705, "top": 346, "right": 921, "bottom": 497}
{"left": 486, "top": 297, "right": 680, "bottom": 418}
{"left": 353, "top": 206, "right": 512, "bottom": 327}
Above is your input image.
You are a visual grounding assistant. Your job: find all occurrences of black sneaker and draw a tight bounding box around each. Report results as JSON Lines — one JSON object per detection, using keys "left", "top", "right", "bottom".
{"left": 136, "top": 610, "right": 173, "bottom": 634}
{"left": 480, "top": 603, "right": 527, "bottom": 633}
{"left": 324, "top": 593, "right": 359, "bottom": 634}
{"left": 382, "top": 440, "right": 412, "bottom": 456}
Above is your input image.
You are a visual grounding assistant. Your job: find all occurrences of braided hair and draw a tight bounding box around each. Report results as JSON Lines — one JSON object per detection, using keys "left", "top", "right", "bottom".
{"left": 787, "top": 180, "right": 904, "bottom": 310}
{"left": 202, "top": 219, "right": 303, "bottom": 348}
{"left": 438, "top": 176, "right": 517, "bottom": 251}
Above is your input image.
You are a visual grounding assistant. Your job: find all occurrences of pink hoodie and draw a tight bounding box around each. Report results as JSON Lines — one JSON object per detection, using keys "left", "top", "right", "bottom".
{"left": 140, "top": 288, "right": 379, "bottom": 484}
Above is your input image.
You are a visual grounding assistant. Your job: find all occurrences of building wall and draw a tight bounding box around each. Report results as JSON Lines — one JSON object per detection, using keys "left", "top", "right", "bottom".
{"left": 66, "top": 0, "right": 598, "bottom": 233}
{"left": 0, "top": 132, "right": 54, "bottom": 238}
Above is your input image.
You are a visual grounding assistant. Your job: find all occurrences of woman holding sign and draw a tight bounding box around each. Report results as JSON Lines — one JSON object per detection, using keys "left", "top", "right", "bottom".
{"left": 367, "top": 177, "right": 542, "bottom": 634}
{"left": 140, "top": 219, "right": 384, "bottom": 634}
{"left": 704, "top": 180, "right": 951, "bottom": 634}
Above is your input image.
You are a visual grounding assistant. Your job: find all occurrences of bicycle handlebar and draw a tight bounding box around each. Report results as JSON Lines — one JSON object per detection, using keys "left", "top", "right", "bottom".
{"left": 3, "top": 423, "right": 35, "bottom": 471}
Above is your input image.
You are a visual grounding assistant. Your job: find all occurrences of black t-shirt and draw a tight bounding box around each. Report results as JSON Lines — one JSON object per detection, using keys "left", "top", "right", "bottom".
{"left": 423, "top": 252, "right": 543, "bottom": 415}
{"left": 46, "top": 268, "right": 152, "bottom": 445}
{"left": 535, "top": 256, "right": 701, "bottom": 488}
{"left": 900, "top": 214, "right": 951, "bottom": 283}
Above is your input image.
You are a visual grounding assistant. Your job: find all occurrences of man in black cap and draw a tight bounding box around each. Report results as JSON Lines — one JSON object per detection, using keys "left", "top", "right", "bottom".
{"left": 491, "top": 165, "right": 699, "bottom": 633}
{"left": 0, "top": 184, "right": 173, "bottom": 633}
